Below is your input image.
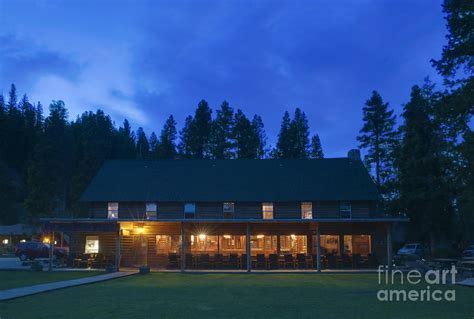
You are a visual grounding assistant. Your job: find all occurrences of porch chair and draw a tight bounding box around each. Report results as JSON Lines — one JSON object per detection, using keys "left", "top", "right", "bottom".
{"left": 199, "top": 254, "right": 210, "bottom": 269}
{"left": 268, "top": 254, "right": 279, "bottom": 270}
{"left": 213, "top": 254, "right": 224, "bottom": 269}
{"left": 254, "top": 254, "right": 266, "bottom": 269}
{"left": 240, "top": 254, "right": 248, "bottom": 270}
{"left": 225, "top": 254, "right": 239, "bottom": 269}
{"left": 326, "top": 253, "right": 337, "bottom": 269}
{"left": 91, "top": 253, "right": 106, "bottom": 268}
{"left": 167, "top": 253, "right": 179, "bottom": 269}
{"left": 283, "top": 254, "right": 295, "bottom": 269}
{"left": 296, "top": 253, "right": 310, "bottom": 269}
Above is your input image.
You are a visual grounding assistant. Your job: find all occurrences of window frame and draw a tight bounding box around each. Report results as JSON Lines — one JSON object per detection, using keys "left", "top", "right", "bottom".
{"left": 301, "top": 202, "right": 313, "bottom": 219}
{"left": 184, "top": 203, "right": 196, "bottom": 219}
{"left": 262, "top": 202, "right": 273, "bottom": 220}
{"left": 223, "top": 202, "right": 235, "bottom": 218}
{"left": 107, "top": 202, "right": 119, "bottom": 219}
{"left": 85, "top": 235, "right": 99, "bottom": 254}
{"left": 340, "top": 201, "right": 352, "bottom": 218}
{"left": 146, "top": 202, "right": 157, "bottom": 220}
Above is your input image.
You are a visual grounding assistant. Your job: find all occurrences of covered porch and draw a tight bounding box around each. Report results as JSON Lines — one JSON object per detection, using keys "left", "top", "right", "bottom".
{"left": 44, "top": 219, "right": 396, "bottom": 272}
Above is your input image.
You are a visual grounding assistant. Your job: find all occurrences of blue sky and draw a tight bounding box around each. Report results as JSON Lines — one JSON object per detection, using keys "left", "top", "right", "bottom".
{"left": 0, "top": 0, "right": 447, "bottom": 157}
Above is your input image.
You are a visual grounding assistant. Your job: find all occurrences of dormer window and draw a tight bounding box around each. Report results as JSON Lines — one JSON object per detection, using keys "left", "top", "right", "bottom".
{"left": 146, "top": 203, "right": 157, "bottom": 220}
{"left": 108, "top": 202, "right": 119, "bottom": 219}
{"left": 184, "top": 203, "right": 196, "bottom": 219}
{"left": 340, "top": 201, "right": 352, "bottom": 218}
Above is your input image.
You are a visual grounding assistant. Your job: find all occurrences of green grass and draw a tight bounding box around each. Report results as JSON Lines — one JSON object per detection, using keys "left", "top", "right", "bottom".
{"left": 0, "top": 270, "right": 102, "bottom": 291}
{"left": 0, "top": 273, "right": 473, "bottom": 319}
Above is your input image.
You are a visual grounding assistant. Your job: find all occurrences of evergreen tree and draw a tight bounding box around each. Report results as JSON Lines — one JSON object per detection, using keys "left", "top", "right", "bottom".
{"left": 251, "top": 115, "right": 267, "bottom": 159}
{"left": 232, "top": 109, "right": 255, "bottom": 159}
{"left": 210, "top": 101, "right": 234, "bottom": 159}
{"left": 178, "top": 116, "right": 193, "bottom": 158}
{"left": 357, "top": 91, "right": 398, "bottom": 190}
{"left": 136, "top": 127, "right": 150, "bottom": 159}
{"left": 395, "top": 83, "right": 453, "bottom": 249}
{"left": 149, "top": 132, "right": 160, "bottom": 160}
{"left": 26, "top": 100, "right": 71, "bottom": 218}
{"left": 0, "top": 95, "right": 6, "bottom": 162}
{"left": 290, "top": 108, "right": 310, "bottom": 158}
{"left": 310, "top": 134, "right": 324, "bottom": 158}
{"left": 191, "top": 100, "right": 212, "bottom": 158}
{"left": 159, "top": 115, "right": 177, "bottom": 159}
{"left": 116, "top": 119, "right": 136, "bottom": 158}
{"left": 7, "top": 84, "right": 17, "bottom": 112}
{"left": 275, "top": 111, "right": 292, "bottom": 158}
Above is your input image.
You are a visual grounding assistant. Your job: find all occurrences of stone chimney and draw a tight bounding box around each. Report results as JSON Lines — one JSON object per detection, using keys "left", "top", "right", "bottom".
{"left": 347, "top": 149, "right": 361, "bottom": 161}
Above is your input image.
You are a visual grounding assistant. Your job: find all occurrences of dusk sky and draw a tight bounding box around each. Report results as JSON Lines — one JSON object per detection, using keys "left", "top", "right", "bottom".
{"left": 0, "top": 0, "right": 447, "bottom": 157}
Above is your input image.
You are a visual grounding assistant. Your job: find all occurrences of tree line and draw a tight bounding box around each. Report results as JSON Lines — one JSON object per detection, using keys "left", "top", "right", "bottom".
{"left": 0, "top": 1, "right": 472, "bottom": 249}
{"left": 0, "top": 89, "right": 324, "bottom": 223}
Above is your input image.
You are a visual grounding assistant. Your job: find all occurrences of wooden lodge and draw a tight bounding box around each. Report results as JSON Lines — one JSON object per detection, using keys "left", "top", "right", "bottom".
{"left": 43, "top": 151, "right": 407, "bottom": 271}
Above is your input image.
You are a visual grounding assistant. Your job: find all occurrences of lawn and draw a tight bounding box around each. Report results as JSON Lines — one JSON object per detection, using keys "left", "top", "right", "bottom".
{"left": 0, "top": 273, "right": 473, "bottom": 319}
{"left": 0, "top": 270, "right": 102, "bottom": 291}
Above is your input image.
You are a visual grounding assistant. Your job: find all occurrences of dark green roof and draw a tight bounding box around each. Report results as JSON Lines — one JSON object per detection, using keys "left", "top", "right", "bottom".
{"left": 80, "top": 158, "right": 381, "bottom": 202}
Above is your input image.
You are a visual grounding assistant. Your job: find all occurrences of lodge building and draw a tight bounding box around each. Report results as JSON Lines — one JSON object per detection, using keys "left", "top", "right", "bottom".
{"left": 43, "top": 150, "right": 406, "bottom": 271}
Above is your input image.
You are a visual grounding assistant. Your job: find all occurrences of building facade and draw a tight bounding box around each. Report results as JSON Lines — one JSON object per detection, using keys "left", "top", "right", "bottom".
{"left": 43, "top": 153, "right": 406, "bottom": 271}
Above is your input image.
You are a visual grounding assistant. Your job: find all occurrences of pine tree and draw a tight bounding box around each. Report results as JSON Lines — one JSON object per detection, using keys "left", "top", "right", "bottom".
{"left": 210, "top": 101, "right": 234, "bottom": 159}
{"left": 232, "top": 109, "right": 255, "bottom": 159}
{"left": 357, "top": 91, "right": 398, "bottom": 189}
{"left": 116, "top": 119, "right": 136, "bottom": 158}
{"left": 178, "top": 116, "right": 193, "bottom": 159}
{"left": 310, "top": 134, "right": 324, "bottom": 158}
{"left": 149, "top": 132, "right": 160, "bottom": 160}
{"left": 251, "top": 115, "right": 267, "bottom": 159}
{"left": 136, "top": 127, "right": 150, "bottom": 159}
{"left": 191, "top": 100, "right": 212, "bottom": 158}
{"left": 159, "top": 115, "right": 177, "bottom": 159}
{"left": 290, "top": 108, "right": 310, "bottom": 158}
{"left": 275, "top": 111, "right": 292, "bottom": 158}
{"left": 396, "top": 82, "right": 452, "bottom": 248}
{"left": 26, "top": 100, "right": 71, "bottom": 218}
{"left": 7, "top": 84, "right": 17, "bottom": 113}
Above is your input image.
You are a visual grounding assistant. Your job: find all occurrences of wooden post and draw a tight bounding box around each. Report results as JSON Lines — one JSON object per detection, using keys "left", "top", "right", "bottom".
{"left": 48, "top": 231, "right": 54, "bottom": 272}
{"left": 181, "top": 222, "right": 185, "bottom": 272}
{"left": 387, "top": 223, "right": 392, "bottom": 270}
{"left": 246, "top": 223, "right": 251, "bottom": 272}
{"left": 339, "top": 233, "right": 344, "bottom": 256}
{"left": 316, "top": 225, "right": 321, "bottom": 272}
{"left": 276, "top": 235, "right": 281, "bottom": 254}
{"left": 115, "top": 229, "right": 121, "bottom": 271}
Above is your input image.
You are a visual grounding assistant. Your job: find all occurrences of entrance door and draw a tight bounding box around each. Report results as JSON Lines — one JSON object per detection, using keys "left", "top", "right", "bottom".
{"left": 133, "top": 235, "right": 148, "bottom": 266}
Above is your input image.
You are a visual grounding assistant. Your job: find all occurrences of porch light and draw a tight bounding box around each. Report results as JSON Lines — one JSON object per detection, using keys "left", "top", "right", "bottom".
{"left": 290, "top": 234, "right": 296, "bottom": 240}
{"left": 136, "top": 227, "right": 144, "bottom": 235}
{"left": 223, "top": 235, "right": 231, "bottom": 239}
{"left": 199, "top": 233, "right": 206, "bottom": 241}
{"left": 256, "top": 235, "right": 264, "bottom": 239}
{"left": 20, "top": 239, "right": 26, "bottom": 243}
{"left": 43, "top": 237, "right": 50, "bottom": 244}
{"left": 2, "top": 239, "right": 8, "bottom": 244}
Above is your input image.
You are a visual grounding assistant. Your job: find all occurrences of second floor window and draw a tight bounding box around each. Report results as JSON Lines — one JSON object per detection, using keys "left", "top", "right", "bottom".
{"left": 108, "top": 202, "right": 119, "bottom": 219}
{"left": 184, "top": 203, "right": 196, "bottom": 219}
{"left": 301, "top": 202, "right": 313, "bottom": 219}
{"left": 223, "top": 202, "right": 235, "bottom": 218}
{"left": 146, "top": 203, "right": 157, "bottom": 220}
{"left": 262, "top": 202, "right": 273, "bottom": 219}
{"left": 340, "top": 201, "right": 352, "bottom": 218}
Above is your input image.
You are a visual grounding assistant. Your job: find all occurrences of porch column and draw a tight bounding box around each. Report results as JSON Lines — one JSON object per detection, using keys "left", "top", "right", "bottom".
{"left": 115, "top": 229, "right": 121, "bottom": 271}
{"left": 276, "top": 235, "right": 281, "bottom": 254}
{"left": 181, "top": 222, "right": 185, "bottom": 272}
{"left": 339, "top": 233, "right": 344, "bottom": 255}
{"left": 316, "top": 224, "right": 321, "bottom": 272}
{"left": 246, "top": 223, "right": 251, "bottom": 272}
{"left": 387, "top": 223, "right": 392, "bottom": 270}
{"left": 48, "top": 231, "right": 54, "bottom": 272}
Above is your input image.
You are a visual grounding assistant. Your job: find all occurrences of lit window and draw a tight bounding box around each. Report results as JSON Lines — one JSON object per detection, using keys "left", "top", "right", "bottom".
{"left": 85, "top": 236, "right": 99, "bottom": 254}
{"left": 301, "top": 202, "right": 312, "bottom": 219}
{"left": 262, "top": 202, "right": 273, "bottom": 219}
{"left": 146, "top": 202, "right": 157, "bottom": 220}
{"left": 223, "top": 202, "right": 235, "bottom": 218}
{"left": 340, "top": 201, "right": 352, "bottom": 218}
{"left": 184, "top": 203, "right": 196, "bottom": 219}
{"left": 108, "top": 202, "right": 119, "bottom": 219}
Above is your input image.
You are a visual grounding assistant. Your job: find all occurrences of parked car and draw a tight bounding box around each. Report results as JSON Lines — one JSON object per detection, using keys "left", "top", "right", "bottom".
{"left": 15, "top": 241, "right": 68, "bottom": 261}
{"left": 462, "top": 245, "right": 474, "bottom": 258}
{"left": 397, "top": 243, "right": 423, "bottom": 256}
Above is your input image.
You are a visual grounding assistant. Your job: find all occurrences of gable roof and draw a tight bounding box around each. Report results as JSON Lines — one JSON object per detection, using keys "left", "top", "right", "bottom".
{"left": 80, "top": 158, "right": 381, "bottom": 202}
